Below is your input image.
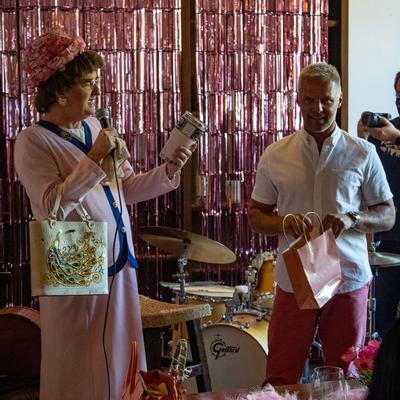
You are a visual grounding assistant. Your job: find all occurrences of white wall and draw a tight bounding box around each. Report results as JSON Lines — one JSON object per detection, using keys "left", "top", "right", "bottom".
{"left": 343, "top": 0, "right": 400, "bottom": 134}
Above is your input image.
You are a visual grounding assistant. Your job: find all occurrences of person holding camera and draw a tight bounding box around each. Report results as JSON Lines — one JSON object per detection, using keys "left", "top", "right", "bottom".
{"left": 357, "top": 71, "right": 400, "bottom": 337}
{"left": 358, "top": 71, "right": 400, "bottom": 142}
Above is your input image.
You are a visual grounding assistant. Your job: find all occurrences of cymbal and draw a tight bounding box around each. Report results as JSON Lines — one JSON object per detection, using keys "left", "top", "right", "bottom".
{"left": 139, "top": 226, "right": 236, "bottom": 264}
{"left": 368, "top": 251, "right": 400, "bottom": 268}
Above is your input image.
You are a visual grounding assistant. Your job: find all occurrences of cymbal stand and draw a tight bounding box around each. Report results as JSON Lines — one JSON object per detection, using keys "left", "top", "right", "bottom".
{"left": 367, "top": 239, "right": 381, "bottom": 340}
{"left": 172, "top": 239, "right": 190, "bottom": 304}
{"left": 367, "top": 269, "right": 380, "bottom": 340}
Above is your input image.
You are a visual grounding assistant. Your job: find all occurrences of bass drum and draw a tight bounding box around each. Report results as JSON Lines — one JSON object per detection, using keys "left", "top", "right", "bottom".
{"left": 202, "top": 311, "right": 269, "bottom": 390}
{"left": 0, "top": 306, "right": 41, "bottom": 385}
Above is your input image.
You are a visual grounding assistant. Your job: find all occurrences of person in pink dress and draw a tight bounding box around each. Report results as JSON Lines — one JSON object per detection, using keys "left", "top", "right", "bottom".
{"left": 15, "top": 31, "right": 195, "bottom": 400}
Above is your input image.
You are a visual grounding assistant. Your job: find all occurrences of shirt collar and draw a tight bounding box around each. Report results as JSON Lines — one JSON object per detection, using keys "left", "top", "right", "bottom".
{"left": 300, "top": 124, "right": 342, "bottom": 147}
{"left": 63, "top": 126, "right": 86, "bottom": 144}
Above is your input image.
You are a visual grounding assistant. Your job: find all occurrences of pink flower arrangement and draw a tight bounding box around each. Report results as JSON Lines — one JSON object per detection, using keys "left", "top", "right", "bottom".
{"left": 341, "top": 340, "right": 381, "bottom": 385}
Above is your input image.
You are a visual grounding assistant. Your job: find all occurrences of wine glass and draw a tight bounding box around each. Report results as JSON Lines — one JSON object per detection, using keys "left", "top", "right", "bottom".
{"left": 311, "top": 366, "right": 347, "bottom": 399}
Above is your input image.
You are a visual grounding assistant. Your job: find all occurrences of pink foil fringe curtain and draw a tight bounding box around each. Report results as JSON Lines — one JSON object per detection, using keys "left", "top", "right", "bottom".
{"left": 0, "top": 0, "right": 328, "bottom": 306}
{"left": 0, "top": 1, "right": 182, "bottom": 305}
{"left": 195, "top": 0, "right": 328, "bottom": 285}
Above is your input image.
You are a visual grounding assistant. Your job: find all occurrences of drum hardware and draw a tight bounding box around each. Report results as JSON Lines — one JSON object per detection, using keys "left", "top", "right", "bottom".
{"left": 367, "top": 254, "right": 380, "bottom": 340}
{"left": 139, "top": 226, "right": 236, "bottom": 305}
{"left": 244, "top": 264, "right": 257, "bottom": 310}
{"left": 369, "top": 239, "right": 380, "bottom": 253}
{"left": 173, "top": 255, "right": 190, "bottom": 303}
{"left": 221, "top": 298, "right": 237, "bottom": 323}
{"left": 366, "top": 245, "right": 400, "bottom": 339}
{"left": 159, "top": 280, "right": 224, "bottom": 290}
{"left": 219, "top": 297, "right": 243, "bottom": 325}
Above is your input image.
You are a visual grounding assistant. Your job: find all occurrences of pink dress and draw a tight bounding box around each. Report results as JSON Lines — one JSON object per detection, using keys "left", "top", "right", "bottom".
{"left": 14, "top": 116, "right": 180, "bottom": 400}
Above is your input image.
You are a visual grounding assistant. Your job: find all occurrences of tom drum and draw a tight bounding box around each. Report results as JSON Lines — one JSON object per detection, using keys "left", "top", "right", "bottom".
{"left": 253, "top": 252, "right": 275, "bottom": 296}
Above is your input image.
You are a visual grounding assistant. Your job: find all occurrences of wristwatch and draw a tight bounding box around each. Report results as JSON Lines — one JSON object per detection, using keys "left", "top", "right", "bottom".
{"left": 347, "top": 211, "right": 361, "bottom": 229}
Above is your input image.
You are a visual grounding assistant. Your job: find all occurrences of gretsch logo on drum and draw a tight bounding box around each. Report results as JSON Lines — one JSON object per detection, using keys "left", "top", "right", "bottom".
{"left": 210, "top": 334, "right": 240, "bottom": 360}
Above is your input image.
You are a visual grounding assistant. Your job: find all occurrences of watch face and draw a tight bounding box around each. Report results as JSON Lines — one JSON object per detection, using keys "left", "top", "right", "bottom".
{"left": 348, "top": 211, "right": 360, "bottom": 227}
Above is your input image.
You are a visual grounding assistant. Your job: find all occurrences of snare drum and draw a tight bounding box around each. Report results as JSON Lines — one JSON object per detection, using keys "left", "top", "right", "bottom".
{"left": 183, "top": 285, "right": 235, "bottom": 323}
{"left": 202, "top": 311, "right": 269, "bottom": 390}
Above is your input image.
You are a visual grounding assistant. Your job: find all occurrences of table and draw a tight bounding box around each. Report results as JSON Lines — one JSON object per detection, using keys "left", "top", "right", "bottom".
{"left": 183, "top": 384, "right": 310, "bottom": 400}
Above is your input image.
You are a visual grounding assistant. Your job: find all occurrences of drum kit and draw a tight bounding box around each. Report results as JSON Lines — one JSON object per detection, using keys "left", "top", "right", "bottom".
{"left": 139, "top": 226, "right": 276, "bottom": 390}
{"left": 140, "top": 227, "right": 400, "bottom": 389}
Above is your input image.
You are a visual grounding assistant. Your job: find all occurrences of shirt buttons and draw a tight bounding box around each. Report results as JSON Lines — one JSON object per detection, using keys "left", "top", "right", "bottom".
{"left": 120, "top": 227, "right": 127, "bottom": 233}
{"left": 112, "top": 202, "right": 118, "bottom": 208}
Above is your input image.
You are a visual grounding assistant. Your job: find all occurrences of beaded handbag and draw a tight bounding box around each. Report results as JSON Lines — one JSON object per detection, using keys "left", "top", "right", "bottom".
{"left": 29, "top": 189, "right": 108, "bottom": 296}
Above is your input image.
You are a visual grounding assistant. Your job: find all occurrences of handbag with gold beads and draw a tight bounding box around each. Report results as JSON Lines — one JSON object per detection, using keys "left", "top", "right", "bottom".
{"left": 29, "top": 188, "right": 108, "bottom": 296}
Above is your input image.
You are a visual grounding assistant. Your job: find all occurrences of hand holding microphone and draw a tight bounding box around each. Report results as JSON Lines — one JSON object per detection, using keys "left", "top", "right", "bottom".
{"left": 95, "top": 108, "right": 112, "bottom": 129}
{"left": 87, "top": 108, "right": 118, "bottom": 163}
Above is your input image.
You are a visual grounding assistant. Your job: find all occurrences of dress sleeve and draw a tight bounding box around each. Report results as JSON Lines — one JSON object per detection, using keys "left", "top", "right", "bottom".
{"left": 121, "top": 162, "right": 180, "bottom": 205}
{"left": 14, "top": 128, "right": 106, "bottom": 220}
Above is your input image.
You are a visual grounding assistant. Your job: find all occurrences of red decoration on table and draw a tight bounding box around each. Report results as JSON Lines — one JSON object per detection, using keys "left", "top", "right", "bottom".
{"left": 342, "top": 340, "right": 381, "bottom": 385}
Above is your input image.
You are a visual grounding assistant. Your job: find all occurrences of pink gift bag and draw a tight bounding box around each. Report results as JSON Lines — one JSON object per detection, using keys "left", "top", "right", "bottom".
{"left": 282, "top": 212, "right": 343, "bottom": 309}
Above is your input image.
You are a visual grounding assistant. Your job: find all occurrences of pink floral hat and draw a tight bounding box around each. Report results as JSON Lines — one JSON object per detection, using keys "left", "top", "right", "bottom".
{"left": 25, "top": 31, "right": 86, "bottom": 88}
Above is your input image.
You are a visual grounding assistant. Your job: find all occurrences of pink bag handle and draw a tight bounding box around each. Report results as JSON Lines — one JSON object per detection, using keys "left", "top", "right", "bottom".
{"left": 303, "top": 212, "right": 324, "bottom": 238}
{"left": 283, "top": 212, "right": 324, "bottom": 247}
{"left": 282, "top": 214, "right": 301, "bottom": 247}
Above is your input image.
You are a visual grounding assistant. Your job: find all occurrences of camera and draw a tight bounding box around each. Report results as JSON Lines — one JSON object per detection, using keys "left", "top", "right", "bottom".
{"left": 361, "top": 111, "right": 391, "bottom": 128}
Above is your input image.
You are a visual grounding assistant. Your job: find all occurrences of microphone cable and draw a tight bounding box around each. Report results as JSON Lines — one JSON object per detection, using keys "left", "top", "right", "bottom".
{"left": 102, "top": 151, "right": 122, "bottom": 400}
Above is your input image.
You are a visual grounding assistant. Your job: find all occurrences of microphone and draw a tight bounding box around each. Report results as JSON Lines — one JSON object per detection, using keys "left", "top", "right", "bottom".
{"left": 95, "top": 108, "right": 115, "bottom": 157}
{"left": 95, "top": 108, "right": 112, "bottom": 129}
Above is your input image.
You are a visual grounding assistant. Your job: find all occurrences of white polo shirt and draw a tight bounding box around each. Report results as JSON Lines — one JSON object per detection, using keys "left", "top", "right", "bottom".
{"left": 251, "top": 125, "right": 393, "bottom": 293}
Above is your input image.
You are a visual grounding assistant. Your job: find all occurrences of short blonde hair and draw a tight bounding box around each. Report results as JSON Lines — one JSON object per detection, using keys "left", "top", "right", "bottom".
{"left": 298, "top": 62, "right": 341, "bottom": 94}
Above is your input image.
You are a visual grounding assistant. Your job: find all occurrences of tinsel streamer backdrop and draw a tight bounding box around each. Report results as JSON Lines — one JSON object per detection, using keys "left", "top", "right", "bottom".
{"left": 0, "top": 0, "right": 329, "bottom": 306}
{"left": 0, "top": 0, "right": 182, "bottom": 305}
{"left": 194, "top": 0, "right": 328, "bottom": 285}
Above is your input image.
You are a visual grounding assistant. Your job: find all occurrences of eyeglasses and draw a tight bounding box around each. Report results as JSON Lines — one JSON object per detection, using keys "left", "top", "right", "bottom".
{"left": 80, "top": 77, "right": 101, "bottom": 89}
